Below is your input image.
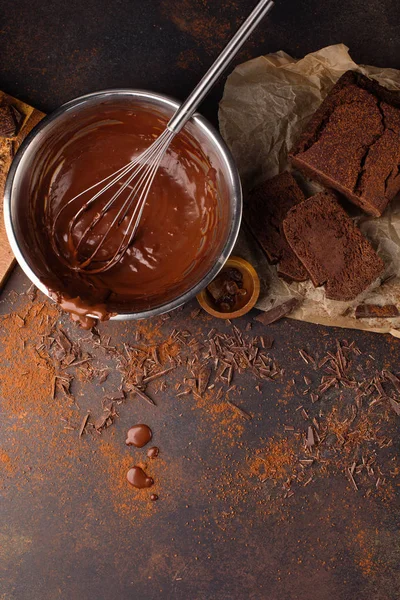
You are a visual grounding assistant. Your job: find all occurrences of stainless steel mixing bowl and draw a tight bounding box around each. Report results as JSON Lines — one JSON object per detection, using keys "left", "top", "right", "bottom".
{"left": 4, "top": 90, "right": 242, "bottom": 320}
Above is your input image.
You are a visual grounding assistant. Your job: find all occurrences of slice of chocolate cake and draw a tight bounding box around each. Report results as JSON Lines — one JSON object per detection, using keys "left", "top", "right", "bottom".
{"left": 290, "top": 70, "right": 400, "bottom": 217}
{"left": 282, "top": 191, "right": 384, "bottom": 301}
{"left": 245, "top": 172, "right": 308, "bottom": 281}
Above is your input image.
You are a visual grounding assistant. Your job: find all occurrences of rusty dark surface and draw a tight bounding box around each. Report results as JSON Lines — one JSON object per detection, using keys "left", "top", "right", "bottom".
{"left": 1, "top": 1, "right": 400, "bottom": 599}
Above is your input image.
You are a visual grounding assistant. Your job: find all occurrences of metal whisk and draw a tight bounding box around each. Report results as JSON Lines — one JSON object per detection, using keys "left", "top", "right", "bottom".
{"left": 52, "top": 0, "right": 274, "bottom": 274}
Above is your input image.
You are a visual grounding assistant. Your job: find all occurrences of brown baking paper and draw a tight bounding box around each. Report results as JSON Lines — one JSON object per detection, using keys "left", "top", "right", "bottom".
{"left": 219, "top": 44, "right": 400, "bottom": 336}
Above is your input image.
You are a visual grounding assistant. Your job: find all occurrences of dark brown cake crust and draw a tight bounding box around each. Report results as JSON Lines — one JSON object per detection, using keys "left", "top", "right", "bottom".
{"left": 245, "top": 172, "right": 308, "bottom": 282}
{"left": 282, "top": 191, "right": 384, "bottom": 301}
{"left": 290, "top": 70, "right": 400, "bottom": 217}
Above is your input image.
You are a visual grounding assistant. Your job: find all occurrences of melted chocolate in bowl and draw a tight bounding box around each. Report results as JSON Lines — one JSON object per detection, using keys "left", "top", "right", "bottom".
{"left": 12, "top": 94, "right": 235, "bottom": 320}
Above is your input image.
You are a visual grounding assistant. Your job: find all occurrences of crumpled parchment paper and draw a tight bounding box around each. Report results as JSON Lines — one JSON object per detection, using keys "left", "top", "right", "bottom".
{"left": 219, "top": 44, "right": 400, "bottom": 336}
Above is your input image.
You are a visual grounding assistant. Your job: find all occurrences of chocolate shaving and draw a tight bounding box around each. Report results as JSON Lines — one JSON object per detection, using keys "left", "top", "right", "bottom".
{"left": 95, "top": 413, "right": 110, "bottom": 431}
{"left": 355, "top": 304, "right": 399, "bottom": 319}
{"left": 306, "top": 426, "right": 315, "bottom": 447}
{"left": 301, "top": 408, "right": 309, "bottom": 421}
{"left": 346, "top": 468, "right": 359, "bottom": 492}
{"left": 98, "top": 370, "right": 109, "bottom": 384}
{"left": 226, "top": 399, "right": 252, "bottom": 420}
{"left": 15, "top": 314, "right": 25, "bottom": 328}
{"left": 255, "top": 298, "right": 300, "bottom": 326}
{"left": 389, "top": 398, "right": 400, "bottom": 416}
{"left": 65, "top": 358, "right": 91, "bottom": 368}
{"left": 130, "top": 385, "right": 156, "bottom": 406}
{"left": 57, "top": 329, "right": 72, "bottom": 352}
{"left": 260, "top": 335, "right": 274, "bottom": 349}
{"left": 94, "top": 399, "right": 119, "bottom": 432}
{"left": 383, "top": 370, "right": 400, "bottom": 395}
{"left": 26, "top": 283, "right": 38, "bottom": 302}
{"left": 152, "top": 347, "right": 161, "bottom": 365}
{"left": 198, "top": 366, "right": 211, "bottom": 395}
{"left": 79, "top": 412, "right": 90, "bottom": 437}
{"left": 142, "top": 366, "right": 175, "bottom": 384}
{"left": 299, "top": 349, "right": 310, "bottom": 364}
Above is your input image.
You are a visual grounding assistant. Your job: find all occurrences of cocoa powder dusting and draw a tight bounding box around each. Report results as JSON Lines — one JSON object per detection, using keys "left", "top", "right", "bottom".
{"left": 0, "top": 290, "right": 399, "bottom": 585}
{"left": 249, "top": 340, "right": 400, "bottom": 500}
{"left": 0, "top": 302, "right": 60, "bottom": 417}
{"left": 0, "top": 449, "right": 15, "bottom": 474}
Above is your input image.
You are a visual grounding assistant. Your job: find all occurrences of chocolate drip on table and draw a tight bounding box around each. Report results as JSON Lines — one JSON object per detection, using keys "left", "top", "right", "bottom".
{"left": 126, "top": 467, "right": 154, "bottom": 489}
{"left": 147, "top": 446, "right": 159, "bottom": 459}
{"left": 125, "top": 424, "right": 152, "bottom": 448}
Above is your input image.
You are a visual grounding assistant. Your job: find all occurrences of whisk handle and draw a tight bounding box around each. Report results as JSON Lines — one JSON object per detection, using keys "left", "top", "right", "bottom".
{"left": 167, "top": 0, "right": 274, "bottom": 134}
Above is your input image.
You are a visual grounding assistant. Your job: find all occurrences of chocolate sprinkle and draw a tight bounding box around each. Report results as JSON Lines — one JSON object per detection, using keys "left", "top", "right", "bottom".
{"left": 78, "top": 412, "right": 90, "bottom": 437}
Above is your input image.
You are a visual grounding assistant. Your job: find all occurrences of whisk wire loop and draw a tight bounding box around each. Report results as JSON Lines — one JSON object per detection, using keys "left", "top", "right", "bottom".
{"left": 71, "top": 129, "right": 174, "bottom": 274}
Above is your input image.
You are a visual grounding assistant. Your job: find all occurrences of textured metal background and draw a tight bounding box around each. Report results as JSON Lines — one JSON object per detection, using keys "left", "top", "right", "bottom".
{"left": 1, "top": 1, "right": 400, "bottom": 598}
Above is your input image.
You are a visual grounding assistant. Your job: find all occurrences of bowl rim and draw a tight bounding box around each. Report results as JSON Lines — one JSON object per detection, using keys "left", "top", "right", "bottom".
{"left": 4, "top": 88, "right": 242, "bottom": 321}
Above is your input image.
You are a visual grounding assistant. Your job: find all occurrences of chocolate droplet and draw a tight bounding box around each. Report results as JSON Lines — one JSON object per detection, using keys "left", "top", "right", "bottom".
{"left": 150, "top": 494, "right": 159, "bottom": 502}
{"left": 125, "top": 424, "right": 152, "bottom": 448}
{"left": 147, "top": 446, "right": 159, "bottom": 459}
{"left": 127, "top": 466, "right": 154, "bottom": 489}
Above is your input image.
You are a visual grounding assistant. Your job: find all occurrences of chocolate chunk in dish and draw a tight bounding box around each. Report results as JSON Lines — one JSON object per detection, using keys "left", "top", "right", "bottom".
{"left": 245, "top": 172, "right": 308, "bottom": 281}
{"left": 207, "top": 267, "right": 247, "bottom": 312}
{"left": 282, "top": 191, "right": 384, "bottom": 301}
{"left": 290, "top": 70, "right": 400, "bottom": 217}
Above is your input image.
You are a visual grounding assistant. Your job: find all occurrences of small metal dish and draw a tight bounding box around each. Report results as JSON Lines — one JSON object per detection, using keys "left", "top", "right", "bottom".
{"left": 4, "top": 90, "right": 242, "bottom": 321}
{"left": 197, "top": 256, "right": 260, "bottom": 319}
